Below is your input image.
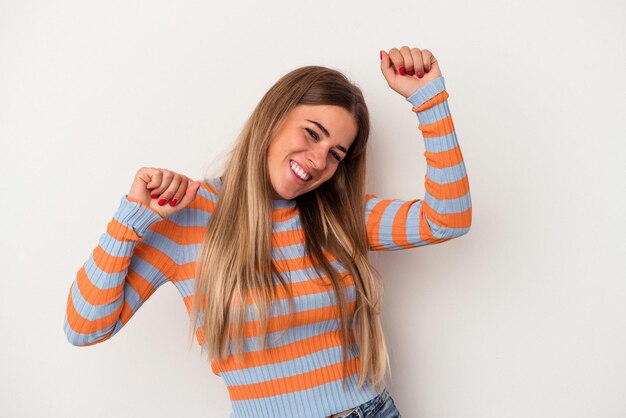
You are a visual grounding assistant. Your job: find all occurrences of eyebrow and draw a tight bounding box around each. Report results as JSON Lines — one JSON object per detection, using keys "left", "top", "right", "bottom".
{"left": 305, "top": 119, "right": 348, "bottom": 154}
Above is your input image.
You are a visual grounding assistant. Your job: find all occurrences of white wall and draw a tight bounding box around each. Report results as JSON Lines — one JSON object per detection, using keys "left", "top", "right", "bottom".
{"left": 1, "top": 0, "right": 625, "bottom": 417}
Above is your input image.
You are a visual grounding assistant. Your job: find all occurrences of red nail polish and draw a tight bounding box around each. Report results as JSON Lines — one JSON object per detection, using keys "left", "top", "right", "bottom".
{"left": 169, "top": 199, "right": 178, "bottom": 206}
{"left": 151, "top": 193, "right": 158, "bottom": 198}
{"left": 425, "top": 68, "right": 430, "bottom": 73}
{"left": 399, "top": 67, "right": 406, "bottom": 75}
{"left": 417, "top": 71, "right": 424, "bottom": 78}
{"left": 158, "top": 198, "right": 166, "bottom": 206}
{"left": 380, "top": 50, "right": 382, "bottom": 60}
{"left": 408, "top": 69, "right": 415, "bottom": 76}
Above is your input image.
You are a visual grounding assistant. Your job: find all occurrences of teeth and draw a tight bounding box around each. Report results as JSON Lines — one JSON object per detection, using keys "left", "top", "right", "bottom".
{"left": 290, "top": 161, "right": 311, "bottom": 181}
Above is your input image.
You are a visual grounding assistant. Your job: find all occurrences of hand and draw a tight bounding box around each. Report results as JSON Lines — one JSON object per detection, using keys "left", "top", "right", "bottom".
{"left": 380, "top": 46, "right": 442, "bottom": 99}
{"left": 127, "top": 167, "right": 201, "bottom": 218}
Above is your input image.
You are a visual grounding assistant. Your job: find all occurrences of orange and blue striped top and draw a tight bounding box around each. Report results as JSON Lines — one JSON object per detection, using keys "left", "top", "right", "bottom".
{"left": 64, "top": 75, "right": 471, "bottom": 418}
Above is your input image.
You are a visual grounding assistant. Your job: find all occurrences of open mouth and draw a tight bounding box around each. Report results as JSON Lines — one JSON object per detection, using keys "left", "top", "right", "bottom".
{"left": 290, "top": 160, "right": 312, "bottom": 182}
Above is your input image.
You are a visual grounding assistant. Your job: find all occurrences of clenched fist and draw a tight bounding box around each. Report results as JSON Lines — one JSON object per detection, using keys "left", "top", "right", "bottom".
{"left": 380, "top": 46, "right": 442, "bottom": 99}
{"left": 126, "top": 167, "right": 201, "bottom": 218}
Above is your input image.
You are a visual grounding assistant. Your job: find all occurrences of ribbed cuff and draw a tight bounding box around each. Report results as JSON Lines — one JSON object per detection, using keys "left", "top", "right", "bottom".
{"left": 114, "top": 195, "right": 164, "bottom": 238}
{"left": 405, "top": 76, "right": 446, "bottom": 109}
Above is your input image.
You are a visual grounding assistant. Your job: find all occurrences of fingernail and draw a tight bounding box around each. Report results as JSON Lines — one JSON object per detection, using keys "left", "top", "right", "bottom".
{"left": 425, "top": 68, "right": 430, "bottom": 73}
{"left": 158, "top": 198, "right": 167, "bottom": 206}
{"left": 417, "top": 71, "right": 424, "bottom": 78}
{"left": 151, "top": 193, "right": 158, "bottom": 198}
{"left": 407, "top": 69, "right": 415, "bottom": 76}
{"left": 399, "top": 66, "right": 406, "bottom": 75}
{"left": 169, "top": 198, "right": 178, "bottom": 206}
{"left": 379, "top": 50, "right": 382, "bottom": 60}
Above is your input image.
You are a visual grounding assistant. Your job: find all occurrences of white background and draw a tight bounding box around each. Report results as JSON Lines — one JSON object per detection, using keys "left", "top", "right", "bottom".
{"left": 1, "top": 0, "right": 625, "bottom": 417}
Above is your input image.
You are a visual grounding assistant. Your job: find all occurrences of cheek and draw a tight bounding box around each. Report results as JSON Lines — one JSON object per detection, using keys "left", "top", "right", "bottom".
{"left": 269, "top": 137, "right": 300, "bottom": 161}
{"left": 266, "top": 143, "right": 276, "bottom": 162}
{"left": 319, "top": 166, "right": 339, "bottom": 183}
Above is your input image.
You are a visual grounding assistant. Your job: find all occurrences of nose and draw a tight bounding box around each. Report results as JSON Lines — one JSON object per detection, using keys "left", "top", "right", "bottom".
{"left": 306, "top": 145, "right": 327, "bottom": 172}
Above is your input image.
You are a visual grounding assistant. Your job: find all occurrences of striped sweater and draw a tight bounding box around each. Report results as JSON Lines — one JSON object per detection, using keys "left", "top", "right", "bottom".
{"left": 64, "top": 75, "right": 471, "bottom": 418}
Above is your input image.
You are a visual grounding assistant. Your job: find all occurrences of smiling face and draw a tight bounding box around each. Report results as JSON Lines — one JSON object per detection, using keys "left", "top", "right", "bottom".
{"left": 266, "top": 104, "right": 358, "bottom": 200}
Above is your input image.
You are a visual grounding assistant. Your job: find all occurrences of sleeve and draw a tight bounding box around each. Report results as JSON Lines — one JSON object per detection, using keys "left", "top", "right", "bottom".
{"left": 63, "top": 195, "right": 181, "bottom": 346}
{"left": 365, "top": 76, "right": 472, "bottom": 251}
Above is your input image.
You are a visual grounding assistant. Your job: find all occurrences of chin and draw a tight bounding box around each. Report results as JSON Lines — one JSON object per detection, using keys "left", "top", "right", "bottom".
{"left": 278, "top": 192, "right": 294, "bottom": 200}
{"left": 271, "top": 184, "right": 294, "bottom": 200}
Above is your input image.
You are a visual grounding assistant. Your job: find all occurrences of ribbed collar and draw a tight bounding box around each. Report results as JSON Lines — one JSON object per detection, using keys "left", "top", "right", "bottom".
{"left": 271, "top": 198, "right": 297, "bottom": 210}
{"left": 215, "top": 177, "right": 297, "bottom": 210}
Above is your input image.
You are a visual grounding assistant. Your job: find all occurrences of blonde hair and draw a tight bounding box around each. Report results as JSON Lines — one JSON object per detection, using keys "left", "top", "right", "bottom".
{"left": 187, "top": 65, "right": 389, "bottom": 391}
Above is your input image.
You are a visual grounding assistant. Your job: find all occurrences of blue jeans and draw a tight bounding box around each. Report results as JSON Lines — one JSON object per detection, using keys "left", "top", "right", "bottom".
{"left": 330, "top": 388, "right": 401, "bottom": 418}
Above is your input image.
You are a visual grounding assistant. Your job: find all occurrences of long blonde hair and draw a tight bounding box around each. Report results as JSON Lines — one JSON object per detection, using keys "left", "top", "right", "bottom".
{"left": 188, "top": 65, "right": 389, "bottom": 391}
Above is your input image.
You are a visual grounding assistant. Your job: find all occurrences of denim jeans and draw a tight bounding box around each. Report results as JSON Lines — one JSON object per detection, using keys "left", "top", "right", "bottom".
{"left": 328, "top": 388, "right": 401, "bottom": 418}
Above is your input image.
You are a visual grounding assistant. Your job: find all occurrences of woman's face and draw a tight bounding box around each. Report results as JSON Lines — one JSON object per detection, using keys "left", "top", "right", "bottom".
{"left": 266, "top": 104, "right": 358, "bottom": 200}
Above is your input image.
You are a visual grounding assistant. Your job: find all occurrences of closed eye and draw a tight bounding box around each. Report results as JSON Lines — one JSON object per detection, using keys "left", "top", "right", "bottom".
{"left": 306, "top": 128, "right": 342, "bottom": 162}
{"left": 305, "top": 127, "right": 319, "bottom": 140}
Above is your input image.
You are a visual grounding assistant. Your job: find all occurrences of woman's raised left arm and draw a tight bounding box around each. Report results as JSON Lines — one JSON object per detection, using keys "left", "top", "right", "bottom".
{"left": 365, "top": 47, "right": 472, "bottom": 251}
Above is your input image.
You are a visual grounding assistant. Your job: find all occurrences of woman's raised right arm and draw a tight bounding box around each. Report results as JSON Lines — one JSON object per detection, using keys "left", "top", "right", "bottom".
{"left": 63, "top": 168, "right": 201, "bottom": 346}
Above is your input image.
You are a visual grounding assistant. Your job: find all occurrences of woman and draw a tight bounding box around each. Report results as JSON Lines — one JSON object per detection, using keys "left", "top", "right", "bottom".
{"left": 64, "top": 46, "right": 472, "bottom": 418}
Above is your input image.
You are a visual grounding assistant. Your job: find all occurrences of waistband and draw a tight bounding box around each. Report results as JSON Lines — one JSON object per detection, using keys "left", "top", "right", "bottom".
{"left": 327, "top": 388, "right": 389, "bottom": 418}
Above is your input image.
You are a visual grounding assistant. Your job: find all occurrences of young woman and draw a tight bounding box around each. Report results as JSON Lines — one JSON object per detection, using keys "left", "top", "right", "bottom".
{"left": 64, "top": 46, "right": 472, "bottom": 418}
